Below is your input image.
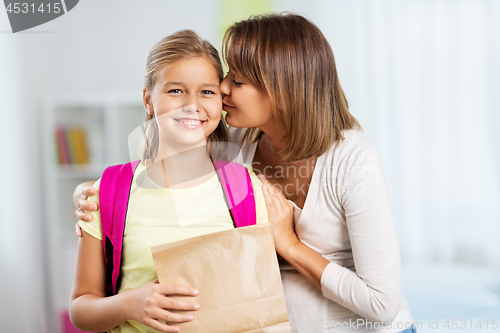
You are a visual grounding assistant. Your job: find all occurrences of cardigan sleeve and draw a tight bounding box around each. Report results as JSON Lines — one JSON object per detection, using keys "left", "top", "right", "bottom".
{"left": 319, "top": 142, "right": 402, "bottom": 323}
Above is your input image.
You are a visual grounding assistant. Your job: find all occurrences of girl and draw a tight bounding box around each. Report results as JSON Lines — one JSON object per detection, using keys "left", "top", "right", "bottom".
{"left": 69, "top": 30, "right": 268, "bottom": 333}
{"left": 75, "top": 13, "right": 416, "bottom": 333}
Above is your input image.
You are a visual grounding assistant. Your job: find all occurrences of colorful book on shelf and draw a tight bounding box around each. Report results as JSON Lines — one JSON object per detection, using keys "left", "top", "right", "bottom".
{"left": 54, "top": 126, "right": 63, "bottom": 164}
{"left": 55, "top": 125, "right": 89, "bottom": 165}
{"left": 72, "top": 127, "right": 89, "bottom": 164}
{"left": 66, "top": 127, "right": 78, "bottom": 164}
{"left": 55, "top": 125, "right": 71, "bottom": 164}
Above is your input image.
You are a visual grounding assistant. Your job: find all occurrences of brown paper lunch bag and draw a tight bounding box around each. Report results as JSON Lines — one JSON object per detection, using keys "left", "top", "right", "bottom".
{"left": 152, "top": 223, "right": 291, "bottom": 333}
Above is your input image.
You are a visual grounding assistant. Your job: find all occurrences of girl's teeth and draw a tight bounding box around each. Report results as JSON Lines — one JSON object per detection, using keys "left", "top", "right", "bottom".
{"left": 180, "top": 120, "right": 201, "bottom": 125}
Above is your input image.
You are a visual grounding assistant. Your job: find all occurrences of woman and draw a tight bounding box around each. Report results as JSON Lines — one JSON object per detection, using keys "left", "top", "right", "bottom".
{"left": 74, "top": 13, "right": 415, "bottom": 333}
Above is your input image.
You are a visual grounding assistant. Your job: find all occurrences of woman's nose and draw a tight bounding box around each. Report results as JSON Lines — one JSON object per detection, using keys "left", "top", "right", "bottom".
{"left": 220, "top": 76, "right": 231, "bottom": 96}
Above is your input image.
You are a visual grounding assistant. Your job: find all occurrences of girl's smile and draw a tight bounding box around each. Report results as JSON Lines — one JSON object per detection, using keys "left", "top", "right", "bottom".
{"left": 174, "top": 117, "right": 207, "bottom": 129}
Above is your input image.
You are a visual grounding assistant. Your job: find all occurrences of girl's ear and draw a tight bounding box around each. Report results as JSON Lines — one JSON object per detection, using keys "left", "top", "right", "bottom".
{"left": 142, "top": 87, "right": 154, "bottom": 116}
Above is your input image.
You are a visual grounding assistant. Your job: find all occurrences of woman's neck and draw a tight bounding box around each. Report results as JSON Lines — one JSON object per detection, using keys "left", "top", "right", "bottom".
{"left": 256, "top": 125, "right": 317, "bottom": 208}
{"left": 257, "top": 133, "right": 286, "bottom": 167}
{"left": 257, "top": 123, "right": 317, "bottom": 179}
{"left": 257, "top": 121, "right": 291, "bottom": 166}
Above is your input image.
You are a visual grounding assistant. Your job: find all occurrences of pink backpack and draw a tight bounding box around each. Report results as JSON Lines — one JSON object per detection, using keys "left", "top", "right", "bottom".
{"left": 99, "top": 160, "right": 257, "bottom": 296}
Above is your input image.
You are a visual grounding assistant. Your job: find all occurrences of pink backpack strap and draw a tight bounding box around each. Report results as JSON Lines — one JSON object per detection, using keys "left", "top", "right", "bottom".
{"left": 100, "top": 159, "right": 253, "bottom": 296}
{"left": 100, "top": 160, "right": 140, "bottom": 296}
{"left": 214, "top": 160, "right": 256, "bottom": 227}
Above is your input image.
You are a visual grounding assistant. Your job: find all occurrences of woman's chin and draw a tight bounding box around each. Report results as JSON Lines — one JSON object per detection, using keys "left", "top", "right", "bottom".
{"left": 225, "top": 115, "right": 246, "bottom": 128}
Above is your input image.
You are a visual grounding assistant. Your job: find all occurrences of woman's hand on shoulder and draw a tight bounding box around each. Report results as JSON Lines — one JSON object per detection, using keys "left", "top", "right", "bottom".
{"left": 258, "top": 174, "right": 299, "bottom": 256}
{"left": 126, "top": 278, "right": 200, "bottom": 333}
{"left": 73, "top": 181, "right": 98, "bottom": 237}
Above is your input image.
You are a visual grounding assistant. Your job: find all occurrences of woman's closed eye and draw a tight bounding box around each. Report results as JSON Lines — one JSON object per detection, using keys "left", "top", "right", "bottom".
{"left": 232, "top": 80, "right": 243, "bottom": 87}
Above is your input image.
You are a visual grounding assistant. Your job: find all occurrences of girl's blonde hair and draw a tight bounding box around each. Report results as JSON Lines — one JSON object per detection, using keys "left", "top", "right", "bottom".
{"left": 223, "top": 13, "right": 361, "bottom": 163}
{"left": 142, "top": 30, "right": 228, "bottom": 162}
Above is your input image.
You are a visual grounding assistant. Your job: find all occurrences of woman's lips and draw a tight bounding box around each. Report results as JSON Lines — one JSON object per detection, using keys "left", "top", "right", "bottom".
{"left": 222, "top": 103, "right": 235, "bottom": 112}
{"left": 174, "top": 118, "right": 206, "bottom": 129}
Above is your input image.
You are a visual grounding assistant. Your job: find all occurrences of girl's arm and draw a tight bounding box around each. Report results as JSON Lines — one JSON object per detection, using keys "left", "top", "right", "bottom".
{"left": 70, "top": 230, "right": 200, "bottom": 333}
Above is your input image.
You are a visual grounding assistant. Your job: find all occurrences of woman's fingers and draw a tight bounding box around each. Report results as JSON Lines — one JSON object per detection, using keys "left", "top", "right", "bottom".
{"left": 258, "top": 174, "right": 292, "bottom": 211}
{"left": 82, "top": 184, "right": 96, "bottom": 197}
{"left": 75, "top": 222, "right": 82, "bottom": 237}
{"left": 78, "top": 199, "right": 98, "bottom": 212}
{"left": 271, "top": 186, "right": 285, "bottom": 211}
{"left": 262, "top": 184, "right": 276, "bottom": 211}
{"left": 72, "top": 181, "right": 96, "bottom": 207}
{"left": 259, "top": 179, "right": 283, "bottom": 212}
{"left": 75, "top": 208, "right": 93, "bottom": 222}
{"left": 257, "top": 174, "right": 271, "bottom": 186}
{"left": 75, "top": 208, "right": 83, "bottom": 220}
{"left": 258, "top": 174, "right": 285, "bottom": 200}
{"left": 75, "top": 198, "right": 98, "bottom": 223}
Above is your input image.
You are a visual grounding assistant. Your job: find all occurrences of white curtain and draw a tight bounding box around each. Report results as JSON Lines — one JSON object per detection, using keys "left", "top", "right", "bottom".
{"left": 0, "top": 31, "right": 48, "bottom": 333}
{"left": 310, "top": 0, "right": 500, "bottom": 266}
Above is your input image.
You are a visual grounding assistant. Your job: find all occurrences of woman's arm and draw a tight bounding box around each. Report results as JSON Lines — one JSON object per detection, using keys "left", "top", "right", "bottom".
{"left": 316, "top": 144, "right": 403, "bottom": 323}
{"left": 259, "top": 143, "right": 403, "bottom": 323}
{"left": 258, "top": 175, "right": 329, "bottom": 289}
{"left": 70, "top": 230, "right": 200, "bottom": 333}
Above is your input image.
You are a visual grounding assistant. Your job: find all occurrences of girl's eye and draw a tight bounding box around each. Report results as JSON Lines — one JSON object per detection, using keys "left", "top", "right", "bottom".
{"left": 233, "top": 80, "right": 243, "bottom": 87}
{"left": 201, "top": 90, "right": 215, "bottom": 95}
{"left": 168, "top": 89, "right": 182, "bottom": 94}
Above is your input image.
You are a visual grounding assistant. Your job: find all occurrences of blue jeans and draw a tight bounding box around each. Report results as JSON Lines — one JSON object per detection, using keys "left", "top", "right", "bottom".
{"left": 399, "top": 324, "right": 417, "bottom": 333}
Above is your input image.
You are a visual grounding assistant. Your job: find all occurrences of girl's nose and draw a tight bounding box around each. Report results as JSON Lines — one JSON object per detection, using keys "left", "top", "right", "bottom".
{"left": 186, "top": 94, "right": 201, "bottom": 113}
{"left": 182, "top": 104, "right": 198, "bottom": 114}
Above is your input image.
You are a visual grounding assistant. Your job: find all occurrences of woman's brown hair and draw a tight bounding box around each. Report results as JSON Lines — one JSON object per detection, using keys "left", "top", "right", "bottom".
{"left": 223, "top": 13, "right": 361, "bottom": 162}
{"left": 143, "top": 29, "right": 228, "bottom": 162}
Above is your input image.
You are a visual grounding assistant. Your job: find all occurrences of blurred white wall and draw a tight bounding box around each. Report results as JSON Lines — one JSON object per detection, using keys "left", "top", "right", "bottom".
{"left": 0, "top": 2, "right": 222, "bottom": 332}
{"left": 310, "top": 0, "right": 500, "bottom": 266}
{"left": 1, "top": 0, "right": 499, "bottom": 332}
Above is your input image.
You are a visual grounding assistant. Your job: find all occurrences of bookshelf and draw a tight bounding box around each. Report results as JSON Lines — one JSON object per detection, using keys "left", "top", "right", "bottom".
{"left": 41, "top": 93, "right": 144, "bottom": 333}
